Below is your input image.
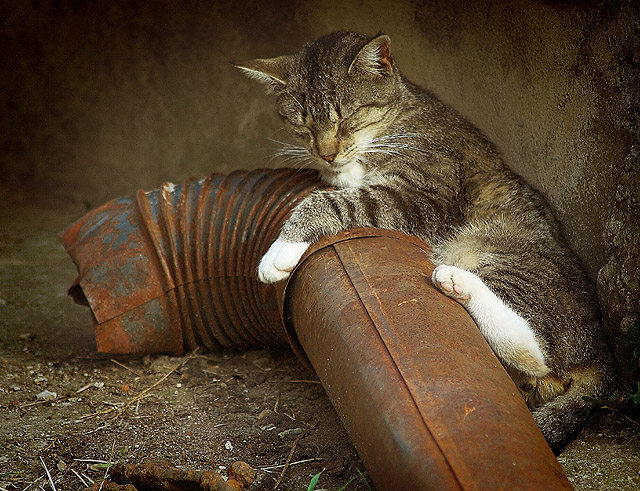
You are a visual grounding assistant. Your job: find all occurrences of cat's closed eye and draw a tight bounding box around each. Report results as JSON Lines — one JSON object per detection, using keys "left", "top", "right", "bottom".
{"left": 288, "top": 122, "right": 313, "bottom": 140}
{"left": 340, "top": 104, "right": 388, "bottom": 133}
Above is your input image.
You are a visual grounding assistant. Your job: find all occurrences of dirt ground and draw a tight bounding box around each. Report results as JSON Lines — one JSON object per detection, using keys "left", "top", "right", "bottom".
{"left": 1, "top": 198, "right": 639, "bottom": 490}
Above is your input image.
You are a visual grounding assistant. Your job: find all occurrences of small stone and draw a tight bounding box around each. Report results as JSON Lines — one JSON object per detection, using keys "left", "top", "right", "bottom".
{"left": 278, "top": 427, "right": 303, "bottom": 438}
{"left": 227, "top": 461, "right": 256, "bottom": 486}
{"left": 224, "top": 440, "right": 234, "bottom": 451}
{"left": 256, "top": 408, "right": 272, "bottom": 421}
{"left": 36, "top": 390, "right": 57, "bottom": 401}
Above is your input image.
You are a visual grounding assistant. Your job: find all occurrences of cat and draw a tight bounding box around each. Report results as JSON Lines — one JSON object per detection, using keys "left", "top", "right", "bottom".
{"left": 235, "top": 31, "right": 615, "bottom": 452}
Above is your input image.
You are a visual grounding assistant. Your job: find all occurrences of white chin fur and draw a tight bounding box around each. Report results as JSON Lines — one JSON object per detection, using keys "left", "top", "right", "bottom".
{"left": 322, "top": 161, "right": 366, "bottom": 188}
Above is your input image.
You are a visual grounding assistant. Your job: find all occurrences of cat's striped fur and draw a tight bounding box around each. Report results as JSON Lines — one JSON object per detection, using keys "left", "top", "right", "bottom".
{"left": 236, "top": 31, "right": 614, "bottom": 451}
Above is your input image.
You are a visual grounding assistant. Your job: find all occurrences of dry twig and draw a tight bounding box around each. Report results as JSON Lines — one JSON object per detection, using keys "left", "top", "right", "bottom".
{"left": 273, "top": 433, "right": 304, "bottom": 489}
{"left": 75, "top": 350, "right": 198, "bottom": 424}
{"left": 98, "top": 439, "right": 117, "bottom": 491}
{"left": 110, "top": 358, "right": 143, "bottom": 377}
{"left": 71, "top": 468, "right": 90, "bottom": 487}
{"left": 119, "top": 349, "right": 199, "bottom": 414}
{"left": 260, "top": 457, "right": 324, "bottom": 472}
{"left": 22, "top": 474, "right": 46, "bottom": 491}
{"left": 39, "top": 456, "right": 57, "bottom": 491}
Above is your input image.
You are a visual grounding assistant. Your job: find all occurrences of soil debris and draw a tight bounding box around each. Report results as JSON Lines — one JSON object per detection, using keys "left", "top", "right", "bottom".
{"left": 89, "top": 460, "right": 254, "bottom": 491}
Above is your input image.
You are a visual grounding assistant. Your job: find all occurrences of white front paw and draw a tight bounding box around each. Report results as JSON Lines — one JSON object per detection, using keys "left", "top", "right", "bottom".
{"left": 432, "top": 265, "right": 481, "bottom": 303}
{"left": 258, "top": 238, "right": 310, "bottom": 283}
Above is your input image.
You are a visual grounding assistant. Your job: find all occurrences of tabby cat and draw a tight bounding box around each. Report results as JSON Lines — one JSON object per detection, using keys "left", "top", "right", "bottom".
{"left": 235, "top": 31, "right": 614, "bottom": 451}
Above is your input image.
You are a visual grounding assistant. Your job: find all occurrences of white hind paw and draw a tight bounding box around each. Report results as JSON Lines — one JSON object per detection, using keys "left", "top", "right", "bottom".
{"left": 433, "top": 264, "right": 550, "bottom": 377}
{"left": 432, "top": 265, "right": 482, "bottom": 304}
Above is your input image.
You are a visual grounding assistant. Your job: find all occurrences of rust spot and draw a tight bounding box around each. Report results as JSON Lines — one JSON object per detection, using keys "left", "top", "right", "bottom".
{"left": 397, "top": 298, "right": 418, "bottom": 307}
{"left": 464, "top": 403, "right": 477, "bottom": 419}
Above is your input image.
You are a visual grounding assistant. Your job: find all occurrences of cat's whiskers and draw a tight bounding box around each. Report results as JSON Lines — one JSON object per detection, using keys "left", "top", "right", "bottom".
{"left": 266, "top": 152, "right": 305, "bottom": 169}
{"left": 268, "top": 134, "right": 425, "bottom": 176}
{"left": 356, "top": 133, "right": 427, "bottom": 160}
{"left": 268, "top": 139, "right": 316, "bottom": 169}
{"left": 339, "top": 144, "right": 360, "bottom": 163}
{"left": 370, "top": 132, "right": 423, "bottom": 141}
{"left": 268, "top": 138, "right": 309, "bottom": 154}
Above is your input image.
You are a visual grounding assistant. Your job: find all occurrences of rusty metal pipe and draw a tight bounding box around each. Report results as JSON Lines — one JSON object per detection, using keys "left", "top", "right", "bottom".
{"left": 282, "top": 229, "right": 572, "bottom": 490}
{"left": 60, "top": 169, "right": 572, "bottom": 489}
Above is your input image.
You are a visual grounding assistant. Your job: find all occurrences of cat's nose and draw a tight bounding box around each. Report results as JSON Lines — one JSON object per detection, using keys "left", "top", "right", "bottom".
{"left": 315, "top": 134, "right": 340, "bottom": 161}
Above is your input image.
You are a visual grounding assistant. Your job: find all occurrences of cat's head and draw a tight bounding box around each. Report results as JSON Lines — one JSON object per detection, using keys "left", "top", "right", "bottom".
{"left": 236, "top": 31, "right": 405, "bottom": 185}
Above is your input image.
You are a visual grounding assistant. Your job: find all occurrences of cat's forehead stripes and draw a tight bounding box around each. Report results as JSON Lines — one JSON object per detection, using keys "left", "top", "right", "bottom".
{"left": 306, "top": 91, "right": 340, "bottom": 124}
{"left": 295, "top": 31, "right": 367, "bottom": 94}
{"left": 300, "top": 31, "right": 367, "bottom": 72}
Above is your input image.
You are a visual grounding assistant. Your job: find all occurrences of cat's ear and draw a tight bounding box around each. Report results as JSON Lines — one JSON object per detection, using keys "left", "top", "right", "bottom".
{"left": 349, "top": 34, "right": 393, "bottom": 76}
{"left": 234, "top": 56, "right": 293, "bottom": 93}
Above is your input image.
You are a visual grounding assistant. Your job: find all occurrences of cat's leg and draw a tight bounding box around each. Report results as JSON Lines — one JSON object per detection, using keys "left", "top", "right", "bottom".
{"left": 431, "top": 223, "right": 615, "bottom": 451}
{"left": 258, "top": 182, "right": 448, "bottom": 283}
{"left": 258, "top": 239, "right": 311, "bottom": 283}
{"left": 431, "top": 264, "right": 550, "bottom": 377}
{"left": 531, "top": 365, "right": 609, "bottom": 454}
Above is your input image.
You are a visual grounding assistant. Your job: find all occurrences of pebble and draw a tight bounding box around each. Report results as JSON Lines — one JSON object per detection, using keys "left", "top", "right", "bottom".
{"left": 278, "top": 427, "right": 303, "bottom": 438}
{"left": 256, "top": 408, "right": 272, "bottom": 421}
{"left": 36, "top": 390, "right": 57, "bottom": 401}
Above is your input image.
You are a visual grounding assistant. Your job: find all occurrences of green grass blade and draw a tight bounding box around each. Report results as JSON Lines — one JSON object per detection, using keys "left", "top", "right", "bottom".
{"left": 357, "top": 468, "right": 373, "bottom": 490}
{"left": 337, "top": 475, "right": 356, "bottom": 491}
{"left": 307, "top": 470, "right": 323, "bottom": 491}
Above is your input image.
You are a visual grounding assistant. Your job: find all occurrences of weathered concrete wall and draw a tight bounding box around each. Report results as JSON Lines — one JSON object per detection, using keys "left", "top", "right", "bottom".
{"left": 0, "top": 1, "right": 309, "bottom": 205}
{"left": 1, "top": 0, "right": 637, "bottom": 364}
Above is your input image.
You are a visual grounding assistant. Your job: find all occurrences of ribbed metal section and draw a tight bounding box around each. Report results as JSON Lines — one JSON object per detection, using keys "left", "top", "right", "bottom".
{"left": 60, "top": 168, "right": 322, "bottom": 354}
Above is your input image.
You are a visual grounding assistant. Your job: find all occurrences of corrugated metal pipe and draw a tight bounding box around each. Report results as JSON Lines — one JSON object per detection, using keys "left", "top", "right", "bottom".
{"left": 60, "top": 168, "right": 572, "bottom": 490}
